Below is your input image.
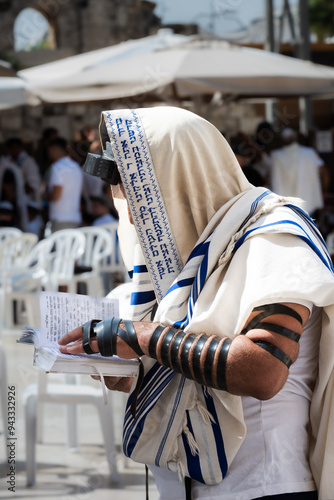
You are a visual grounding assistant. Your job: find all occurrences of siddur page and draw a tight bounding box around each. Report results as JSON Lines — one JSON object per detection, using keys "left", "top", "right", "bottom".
{"left": 19, "top": 292, "right": 138, "bottom": 376}
{"left": 40, "top": 291, "right": 119, "bottom": 348}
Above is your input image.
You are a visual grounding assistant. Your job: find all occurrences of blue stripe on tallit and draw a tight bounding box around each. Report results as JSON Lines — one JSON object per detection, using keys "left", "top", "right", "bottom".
{"left": 130, "top": 290, "right": 156, "bottom": 305}
{"left": 155, "top": 377, "right": 185, "bottom": 466}
{"left": 165, "top": 277, "right": 195, "bottom": 297}
{"left": 124, "top": 363, "right": 174, "bottom": 433}
{"left": 133, "top": 264, "right": 149, "bottom": 274}
{"left": 287, "top": 204, "right": 334, "bottom": 272}
{"left": 124, "top": 375, "right": 175, "bottom": 456}
{"left": 124, "top": 364, "right": 166, "bottom": 420}
{"left": 203, "top": 388, "right": 228, "bottom": 478}
{"left": 191, "top": 246, "right": 209, "bottom": 305}
{"left": 186, "top": 240, "right": 210, "bottom": 263}
{"left": 123, "top": 364, "right": 175, "bottom": 456}
{"left": 181, "top": 410, "right": 205, "bottom": 484}
{"left": 170, "top": 241, "right": 212, "bottom": 328}
{"left": 233, "top": 219, "right": 334, "bottom": 273}
{"left": 237, "top": 189, "right": 271, "bottom": 232}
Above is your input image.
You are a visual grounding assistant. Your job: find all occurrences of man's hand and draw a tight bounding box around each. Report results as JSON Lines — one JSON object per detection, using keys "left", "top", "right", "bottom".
{"left": 58, "top": 322, "right": 153, "bottom": 359}
{"left": 91, "top": 375, "right": 133, "bottom": 393}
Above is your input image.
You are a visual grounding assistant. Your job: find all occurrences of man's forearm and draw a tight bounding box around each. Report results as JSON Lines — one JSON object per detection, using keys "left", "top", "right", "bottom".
{"left": 133, "top": 321, "right": 291, "bottom": 400}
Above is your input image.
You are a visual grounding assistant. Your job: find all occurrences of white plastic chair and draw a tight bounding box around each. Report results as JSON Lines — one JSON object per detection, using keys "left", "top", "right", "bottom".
{"left": 0, "top": 227, "right": 22, "bottom": 244}
{"left": 72, "top": 226, "right": 113, "bottom": 296}
{"left": 23, "top": 376, "right": 119, "bottom": 486}
{"left": 0, "top": 287, "right": 8, "bottom": 462}
{"left": 40, "top": 229, "right": 86, "bottom": 292}
{"left": 0, "top": 233, "right": 39, "bottom": 328}
{"left": 99, "top": 222, "right": 129, "bottom": 293}
{"left": 0, "top": 343, "right": 7, "bottom": 463}
{"left": 0, "top": 233, "right": 37, "bottom": 271}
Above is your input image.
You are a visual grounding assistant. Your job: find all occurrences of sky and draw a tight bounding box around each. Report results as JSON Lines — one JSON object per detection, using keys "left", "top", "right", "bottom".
{"left": 154, "top": 0, "right": 298, "bottom": 35}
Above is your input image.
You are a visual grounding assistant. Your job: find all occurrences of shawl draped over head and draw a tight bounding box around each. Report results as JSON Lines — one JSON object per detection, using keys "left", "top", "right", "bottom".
{"left": 101, "top": 106, "right": 334, "bottom": 498}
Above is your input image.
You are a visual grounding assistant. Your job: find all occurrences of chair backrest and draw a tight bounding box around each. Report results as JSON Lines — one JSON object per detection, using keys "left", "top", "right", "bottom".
{"left": 0, "top": 233, "right": 38, "bottom": 271}
{"left": 76, "top": 226, "right": 113, "bottom": 269}
{"left": 43, "top": 229, "right": 86, "bottom": 282}
{"left": 0, "top": 227, "right": 22, "bottom": 245}
{"left": 98, "top": 222, "right": 126, "bottom": 272}
{"left": 327, "top": 233, "right": 334, "bottom": 256}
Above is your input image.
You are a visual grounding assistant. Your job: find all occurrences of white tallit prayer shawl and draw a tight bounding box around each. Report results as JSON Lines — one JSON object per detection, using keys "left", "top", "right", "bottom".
{"left": 103, "top": 107, "right": 334, "bottom": 497}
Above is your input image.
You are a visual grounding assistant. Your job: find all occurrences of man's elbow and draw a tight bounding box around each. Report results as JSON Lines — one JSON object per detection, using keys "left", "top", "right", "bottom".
{"left": 248, "top": 371, "right": 287, "bottom": 401}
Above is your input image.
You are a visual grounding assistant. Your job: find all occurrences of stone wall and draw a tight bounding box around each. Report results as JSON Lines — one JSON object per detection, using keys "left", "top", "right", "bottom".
{"left": 0, "top": 0, "right": 161, "bottom": 149}
{"left": 0, "top": 0, "right": 160, "bottom": 57}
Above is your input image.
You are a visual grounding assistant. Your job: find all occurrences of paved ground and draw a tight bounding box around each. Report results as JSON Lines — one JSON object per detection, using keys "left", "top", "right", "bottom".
{"left": 0, "top": 327, "right": 159, "bottom": 500}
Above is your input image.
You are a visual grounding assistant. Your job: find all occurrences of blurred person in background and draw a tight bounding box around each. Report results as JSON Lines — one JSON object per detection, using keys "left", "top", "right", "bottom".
{"left": 47, "top": 137, "right": 83, "bottom": 233}
{"left": 81, "top": 140, "right": 108, "bottom": 225}
{"left": 73, "top": 124, "right": 96, "bottom": 167}
{"left": 230, "top": 133, "right": 265, "bottom": 187}
{"left": 0, "top": 154, "right": 28, "bottom": 230}
{"left": 271, "top": 128, "right": 328, "bottom": 218}
{"left": 0, "top": 201, "right": 15, "bottom": 227}
{"left": 6, "top": 137, "right": 41, "bottom": 205}
{"left": 26, "top": 200, "right": 44, "bottom": 238}
{"left": 35, "top": 126, "right": 59, "bottom": 178}
{"left": 91, "top": 192, "right": 118, "bottom": 227}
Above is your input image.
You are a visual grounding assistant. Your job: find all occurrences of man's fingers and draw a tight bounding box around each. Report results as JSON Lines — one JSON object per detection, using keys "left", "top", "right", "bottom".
{"left": 58, "top": 326, "right": 83, "bottom": 345}
{"left": 59, "top": 339, "right": 83, "bottom": 354}
{"left": 59, "top": 337, "right": 99, "bottom": 355}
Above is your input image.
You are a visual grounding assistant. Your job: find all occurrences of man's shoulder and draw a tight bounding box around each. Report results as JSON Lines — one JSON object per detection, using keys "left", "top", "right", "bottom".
{"left": 53, "top": 156, "right": 81, "bottom": 170}
{"left": 299, "top": 145, "right": 322, "bottom": 162}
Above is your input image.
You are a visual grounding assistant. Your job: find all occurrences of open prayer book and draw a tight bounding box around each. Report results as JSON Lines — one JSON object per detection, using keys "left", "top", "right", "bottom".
{"left": 18, "top": 291, "right": 139, "bottom": 377}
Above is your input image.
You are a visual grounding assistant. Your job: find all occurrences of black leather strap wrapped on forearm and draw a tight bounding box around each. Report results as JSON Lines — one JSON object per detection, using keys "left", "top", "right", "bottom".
{"left": 82, "top": 319, "right": 101, "bottom": 354}
{"left": 149, "top": 324, "right": 231, "bottom": 391}
{"left": 83, "top": 317, "right": 144, "bottom": 357}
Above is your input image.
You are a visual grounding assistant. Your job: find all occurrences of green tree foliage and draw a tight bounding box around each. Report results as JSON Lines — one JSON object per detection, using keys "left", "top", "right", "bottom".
{"left": 309, "top": 0, "right": 334, "bottom": 41}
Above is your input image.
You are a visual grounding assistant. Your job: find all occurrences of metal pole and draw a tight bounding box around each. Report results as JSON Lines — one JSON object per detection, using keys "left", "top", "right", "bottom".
{"left": 265, "top": 0, "right": 275, "bottom": 52}
{"left": 299, "top": 0, "right": 311, "bottom": 60}
{"left": 298, "top": 0, "right": 312, "bottom": 134}
{"left": 265, "top": 0, "right": 276, "bottom": 123}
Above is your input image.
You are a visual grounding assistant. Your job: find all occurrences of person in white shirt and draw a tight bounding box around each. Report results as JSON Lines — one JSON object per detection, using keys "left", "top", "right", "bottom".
{"left": 270, "top": 129, "right": 325, "bottom": 216}
{"left": 91, "top": 194, "right": 117, "bottom": 227}
{"left": 6, "top": 137, "right": 41, "bottom": 205}
{"left": 47, "top": 137, "right": 83, "bottom": 233}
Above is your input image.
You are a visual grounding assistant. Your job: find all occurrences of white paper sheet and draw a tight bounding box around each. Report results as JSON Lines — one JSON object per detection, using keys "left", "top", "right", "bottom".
{"left": 39, "top": 291, "right": 119, "bottom": 348}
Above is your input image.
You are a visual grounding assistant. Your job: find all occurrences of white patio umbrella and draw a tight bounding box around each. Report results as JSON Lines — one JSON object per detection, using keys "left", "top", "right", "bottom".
{"left": 0, "top": 77, "right": 27, "bottom": 110}
{"left": 20, "top": 36, "right": 334, "bottom": 104}
{"left": 18, "top": 29, "right": 189, "bottom": 103}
